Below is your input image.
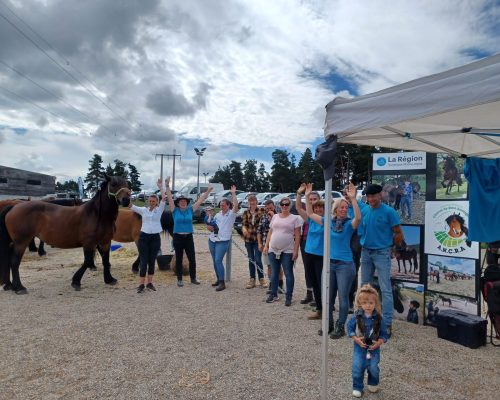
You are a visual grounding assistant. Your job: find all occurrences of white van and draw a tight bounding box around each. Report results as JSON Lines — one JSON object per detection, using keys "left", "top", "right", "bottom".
{"left": 175, "top": 182, "right": 224, "bottom": 202}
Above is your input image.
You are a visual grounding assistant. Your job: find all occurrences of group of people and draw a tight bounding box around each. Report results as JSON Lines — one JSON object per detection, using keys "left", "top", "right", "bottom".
{"left": 129, "top": 179, "right": 403, "bottom": 397}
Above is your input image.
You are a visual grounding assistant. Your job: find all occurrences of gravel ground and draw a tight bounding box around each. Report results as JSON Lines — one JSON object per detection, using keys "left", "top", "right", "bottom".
{"left": 1, "top": 233, "right": 499, "bottom": 400}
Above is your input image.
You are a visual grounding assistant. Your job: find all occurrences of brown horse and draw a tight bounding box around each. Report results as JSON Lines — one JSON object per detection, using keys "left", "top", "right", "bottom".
{"left": 392, "top": 240, "right": 418, "bottom": 274}
{"left": 441, "top": 156, "right": 462, "bottom": 195}
{"left": 96, "top": 208, "right": 174, "bottom": 272}
{"left": 0, "top": 176, "right": 130, "bottom": 294}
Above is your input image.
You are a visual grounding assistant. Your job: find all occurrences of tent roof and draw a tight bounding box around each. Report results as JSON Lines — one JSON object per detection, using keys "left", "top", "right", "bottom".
{"left": 324, "top": 54, "right": 500, "bottom": 158}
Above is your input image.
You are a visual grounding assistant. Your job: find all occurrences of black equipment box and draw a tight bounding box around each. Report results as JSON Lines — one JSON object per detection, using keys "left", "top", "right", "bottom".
{"left": 436, "top": 309, "right": 487, "bottom": 349}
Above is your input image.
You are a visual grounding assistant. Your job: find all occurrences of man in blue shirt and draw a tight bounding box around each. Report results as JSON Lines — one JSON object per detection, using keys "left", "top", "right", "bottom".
{"left": 359, "top": 184, "right": 403, "bottom": 337}
{"left": 400, "top": 180, "right": 413, "bottom": 220}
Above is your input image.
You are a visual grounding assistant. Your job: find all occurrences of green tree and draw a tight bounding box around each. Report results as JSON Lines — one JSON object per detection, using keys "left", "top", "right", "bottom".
{"left": 113, "top": 159, "right": 129, "bottom": 179}
{"left": 55, "top": 180, "right": 79, "bottom": 192}
{"left": 128, "top": 163, "right": 142, "bottom": 191}
{"left": 256, "top": 163, "right": 270, "bottom": 192}
{"left": 242, "top": 159, "right": 258, "bottom": 191}
{"left": 270, "top": 149, "right": 293, "bottom": 192}
{"left": 105, "top": 164, "right": 114, "bottom": 176}
{"left": 84, "top": 154, "right": 105, "bottom": 194}
{"left": 228, "top": 160, "right": 244, "bottom": 187}
{"left": 211, "top": 165, "right": 232, "bottom": 189}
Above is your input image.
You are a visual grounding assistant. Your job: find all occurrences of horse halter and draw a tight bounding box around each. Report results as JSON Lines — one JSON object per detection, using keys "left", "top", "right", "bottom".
{"left": 107, "top": 185, "right": 130, "bottom": 203}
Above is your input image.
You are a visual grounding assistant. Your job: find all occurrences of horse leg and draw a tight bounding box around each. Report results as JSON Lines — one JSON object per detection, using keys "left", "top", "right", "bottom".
{"left": 397, "top": 259, "right": 401, "bottom": 273}
{"left": 88, "top": 248, "right": 98, "bottom": 271}
{"left": 38, "top": 240, "right": 46, "bottom": 256}
{"left": 10, "top": 249, "right": 27, "bottom": 294}
{"left": 71, "top": 247, "right": 94, "bottom": 290}
{"left": 28, "top": 238, "right": 38, "bottom": 252}
{"left": 131, "top": 242, "right": 140, "bottom": 273}
{"left": 99, "top": 243, "right": 117, "bottom": 285}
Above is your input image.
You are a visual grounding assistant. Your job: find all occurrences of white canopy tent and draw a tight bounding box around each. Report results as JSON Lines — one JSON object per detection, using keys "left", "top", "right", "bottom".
{"left": 324, "top": 53, "right": 500, "bottom": 157}
{"left": 318, "top": 54, "right": 500, "bottom": 400}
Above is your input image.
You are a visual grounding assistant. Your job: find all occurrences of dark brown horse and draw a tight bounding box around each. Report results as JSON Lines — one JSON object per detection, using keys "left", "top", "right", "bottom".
{"left": 441, "top": 156, "right": 462, "bottom": 195}
{"left": 96, "top": 208, "right": 174, "bottom": 272}
{"left": 393, "top": 240, "right": 418, "bottom": 274}
{"left": 0, "top": 176, "right": 130, "bottom": 294}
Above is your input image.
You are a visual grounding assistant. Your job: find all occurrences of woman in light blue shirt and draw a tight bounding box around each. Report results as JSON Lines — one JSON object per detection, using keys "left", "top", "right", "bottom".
{"left": 129, "top": 178, "right": 166, "bottom": 293}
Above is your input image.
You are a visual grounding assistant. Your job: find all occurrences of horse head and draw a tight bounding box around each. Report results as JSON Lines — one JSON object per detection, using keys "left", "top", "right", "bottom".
{"left": 106, "top": 175, "right": 131, "bottom": 207}
{"left": 445, "top": 213, "right": 466, "bottom": 238}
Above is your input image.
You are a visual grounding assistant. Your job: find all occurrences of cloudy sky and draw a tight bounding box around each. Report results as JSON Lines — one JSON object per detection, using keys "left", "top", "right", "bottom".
{"left": 0, "top": 0, "right": 499, "bottom": 190}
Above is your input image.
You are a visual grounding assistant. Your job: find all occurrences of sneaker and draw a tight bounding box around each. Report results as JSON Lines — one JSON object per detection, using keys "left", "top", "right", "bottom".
{"left": 177, "top": 280, "right": 184, "bottom": 287}
{"left": 191, "top": 278, "right": 201, "bottom": 285}
{"left": 367, "top": 385, "right": 379, "bottom": 393}
{"left": 266, "top": 294, "right": 279, "bottom": 303}
{"left": 352, "top": 390, "right": 362, "bottom": 398}
{"left": 285, "top": 298, "right": 292, "bottom": 307}
{"left": 146, "top": 283, "right": 156, "bottom": 291}
{"left": 259, "top": 278, "right": 269, "bottom": 288}
{"left": 246, "top": 278, "right": 256, "bottom": 289}
{"left": 137, "top": 284, "right": 145, "bottom": 293}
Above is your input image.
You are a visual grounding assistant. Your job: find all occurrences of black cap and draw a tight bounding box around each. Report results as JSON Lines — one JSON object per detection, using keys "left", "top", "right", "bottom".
{"left": 363, "top": 184, "right": 383, "bottom": 195}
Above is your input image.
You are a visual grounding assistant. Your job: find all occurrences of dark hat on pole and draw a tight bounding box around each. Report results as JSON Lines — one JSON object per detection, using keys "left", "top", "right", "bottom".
{"left": 363, "top": 184, "right": 383, "bottom": 195}
{"left": 315, "top": 136, "right": 337, "bottom": 181}
{"left": 174, "top": 195, "right": 191, "bottom": 207}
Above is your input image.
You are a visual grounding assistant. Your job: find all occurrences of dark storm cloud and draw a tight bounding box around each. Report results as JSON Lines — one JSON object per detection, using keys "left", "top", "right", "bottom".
{"left": 146, "top": 83, "right": 212, "bottom": 117}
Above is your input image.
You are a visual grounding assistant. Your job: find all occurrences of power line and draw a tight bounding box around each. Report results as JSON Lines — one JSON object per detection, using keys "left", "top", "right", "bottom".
{"left": 0, "top": 4, "right": 137, "bottom": 131}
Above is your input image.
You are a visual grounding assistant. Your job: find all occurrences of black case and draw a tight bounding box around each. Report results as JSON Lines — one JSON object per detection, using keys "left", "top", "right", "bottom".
{"left": 436, "top": 309, "right": 487, "bottom": 349}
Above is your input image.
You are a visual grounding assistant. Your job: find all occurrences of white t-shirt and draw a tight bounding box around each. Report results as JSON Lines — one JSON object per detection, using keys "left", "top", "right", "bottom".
{"left": 209, "top": 209, "right": 237, "bottom": 242}
{"left": 269, "top": 213, "right": 303, "bottom": 254}
{"left": 130, "top": 201, "right": 166, "bottom": 234}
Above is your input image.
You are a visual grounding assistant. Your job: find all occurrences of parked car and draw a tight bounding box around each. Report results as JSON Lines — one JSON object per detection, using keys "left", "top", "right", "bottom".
{"left": 175, "top": 183, "right": 224, "bottom": 202}
{"left": 192, "top": 207, "right": 207, "bottom": 223}
{"left": 252, "top": 192, "right": 280, "bottom": 208}
{"left": 236, "top": 192, "right": 257, "bottom": 206}
{"left": 214, "top": 190, "right": 244, "bottom": 207}
{"left": 270, "top": 193, "right": 296, "bottom": 206}
{"left": 233, "top": 207, "right": 246, "bottom": 234}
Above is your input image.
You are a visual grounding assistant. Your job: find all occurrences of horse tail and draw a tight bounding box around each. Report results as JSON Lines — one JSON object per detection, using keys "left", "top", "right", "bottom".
{"left": 161, "top": 210, "right": 174, "bottom": 237}
{"left": 0, "top": 205, "right": 14, "bottom": 285}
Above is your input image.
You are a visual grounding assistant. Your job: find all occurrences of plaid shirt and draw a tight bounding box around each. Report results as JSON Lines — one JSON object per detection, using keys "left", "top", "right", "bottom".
{"left": 257, "top": 212, "right": 272, "bottom": 245}
{"left": 242, "top": 208, "right": 265, "bottom": 243}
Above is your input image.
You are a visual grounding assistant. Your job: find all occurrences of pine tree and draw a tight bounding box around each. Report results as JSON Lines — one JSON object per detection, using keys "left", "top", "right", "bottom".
{"left": 257, "top": 163, "right": 270, "bottom": 192}
{"left": 228, "top": 161, "right": 244, "bottom": 187}
{"left": 270, "top": 149, "right": 293, "bottom": 192}
{"left": 242, "top": 159, "right": 258, "bottom": 191}
{"left": 128, "top": 163, "right": 142, "bottom": 192}
{"left": 105, "top": 164, "right": 114, "bottom": 177}
{"left": 84, "top": 154, "right": 105, "bottom": 194}
{"left": 113, "top": 159, "right": 128, "bottom": 179}
{"left": 211, "top": 166, "right": 232, "bottom": 189}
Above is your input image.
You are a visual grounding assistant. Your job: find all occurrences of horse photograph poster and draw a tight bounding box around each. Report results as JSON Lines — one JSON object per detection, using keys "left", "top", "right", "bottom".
{"left": 372, "top": 173, "right": 426, "bottom": 224}
{"left": 391, "top": 225, "right": 422, "bottom": 282}
{"left": 427, "top": 254, "right": 476, "bottom": 298}
{"left": 392, "top": 281, "right": 425, "bottom": 325}
{"left": 436, "top": 154, "right": 468, "bottom": 200}
{"left": 424, "top": 201, "right": 479, "bottom": 259}
{"left": 425, "top": 290, "right": 478, "bottom": 327}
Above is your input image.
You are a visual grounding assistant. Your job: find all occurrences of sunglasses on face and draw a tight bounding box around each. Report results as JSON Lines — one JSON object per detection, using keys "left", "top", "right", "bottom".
{"left": 280, "top": 202, "right": 290, "bottom": 207}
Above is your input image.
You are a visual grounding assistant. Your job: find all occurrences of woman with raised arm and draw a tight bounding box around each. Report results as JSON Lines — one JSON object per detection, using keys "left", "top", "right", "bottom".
{"left": 129, "top": 178, "right": 166, "bottom": 293}
{"left": 307, "top": 182, "right": 361, "bottom": 338}
{"left": 207, "top": 185, "right": 239, "bottom": 292}
{"left": 166, "top": 177, "right": 213, "bottom": 287}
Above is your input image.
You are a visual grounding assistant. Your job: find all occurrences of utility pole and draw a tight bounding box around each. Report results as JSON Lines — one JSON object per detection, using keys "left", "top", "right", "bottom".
{"left": 156, "top": 150, "right": 181, "bottom": 190}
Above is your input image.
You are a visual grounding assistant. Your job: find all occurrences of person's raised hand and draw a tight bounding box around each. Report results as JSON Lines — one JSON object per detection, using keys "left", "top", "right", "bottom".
{"left": 347, "top": 182, "right": 356, "bottom": 199}
{"left": 230, "top": 184, "right": 236, "bottom": 193}
{"left": 157, "top": 178, "right": 162, "bottom": 189}
{"left": 305, "top": 183, "right": 313, "bottom": 196}
{"left": 165, "top": 176, "right": 171, "bottom": 187}
{"left": 297, "top": 183, "right": 306, "bottom": 194}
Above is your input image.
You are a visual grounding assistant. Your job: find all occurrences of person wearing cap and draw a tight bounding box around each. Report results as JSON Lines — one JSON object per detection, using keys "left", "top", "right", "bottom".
{"left": 359, "top": 183, "right": 403, "bottom": 337}
{"left": 207, "top": 185, "right": 239, "bottom": 292}
{"left": 166, "top": 177, "right": 213, "bottom": 287}
{"left": 129, "top": 178, "right": 166, "bottom": 293}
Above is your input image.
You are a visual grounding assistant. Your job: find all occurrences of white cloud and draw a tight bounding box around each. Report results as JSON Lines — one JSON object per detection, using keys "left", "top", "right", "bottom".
{"left": 0, "top": 0, "right": 498, "bottom": 186}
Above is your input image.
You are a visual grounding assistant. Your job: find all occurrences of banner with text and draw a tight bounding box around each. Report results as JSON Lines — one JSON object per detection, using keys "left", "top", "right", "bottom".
{"left": 373, "top": 151, "right": 426, "bottom": 171}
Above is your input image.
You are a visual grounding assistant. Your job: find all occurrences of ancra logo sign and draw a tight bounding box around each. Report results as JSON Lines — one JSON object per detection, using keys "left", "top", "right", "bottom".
{"left": 424, "top": 201, "right": 479, "bottom": 259}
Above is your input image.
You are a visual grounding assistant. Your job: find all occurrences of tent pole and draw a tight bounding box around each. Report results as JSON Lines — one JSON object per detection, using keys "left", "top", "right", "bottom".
{"left": 320, "top": 178, "right": 332, "bottom": 400}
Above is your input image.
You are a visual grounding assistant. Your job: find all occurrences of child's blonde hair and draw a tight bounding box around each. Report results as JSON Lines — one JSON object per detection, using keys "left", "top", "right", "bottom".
{"left": 354, "top": 284, "right": 382, "bottom": 315}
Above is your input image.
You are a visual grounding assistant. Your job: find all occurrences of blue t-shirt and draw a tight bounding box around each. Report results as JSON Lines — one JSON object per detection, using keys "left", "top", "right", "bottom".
{"left": 360, "top": 203, "right": 400, "bottom": 249}
{"left": 348, "top": 200, "right": 367, "bottom": 237}
{"left": 305, "top": 218, "right": 324, "bottom": 256}
{"left": 173, "top": 206, "right": 194, "bottom": 233}
{"left": 330, "top": 218, "right": 355, "bottom": 262}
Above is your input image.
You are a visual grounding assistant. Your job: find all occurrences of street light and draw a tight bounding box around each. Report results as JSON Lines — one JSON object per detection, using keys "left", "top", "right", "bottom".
{"left": 202, "top": 172, "right": 210, "bottom": 183}
{"left": 194, "top": 147, "right": 206, "bottom": 199}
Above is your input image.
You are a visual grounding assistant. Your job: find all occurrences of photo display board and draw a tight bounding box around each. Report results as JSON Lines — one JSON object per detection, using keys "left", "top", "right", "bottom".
{"left": 371, "top": 152, "right": 481, "bottom": 325}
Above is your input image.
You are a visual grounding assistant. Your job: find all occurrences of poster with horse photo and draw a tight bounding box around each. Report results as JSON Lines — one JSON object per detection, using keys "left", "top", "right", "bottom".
{"left": 392, "top": 282, "right": 425, "bottom": 326}
{"left": 425, "top": 290, "right": 478, "bottom": 327}
{"left": 435, "top": 153, "right": 468, "bottom": 199}
{"left": 372, "top": 174, "right": 426, "bottom": 224}
{"left": 390, "top": 225, "right": 421, "bottom": 282}
{"left": 424, "top": 201, "right": 479, "bottom": 259}
{"left": 427, "top": 255, "right": 476, "bottom": 298}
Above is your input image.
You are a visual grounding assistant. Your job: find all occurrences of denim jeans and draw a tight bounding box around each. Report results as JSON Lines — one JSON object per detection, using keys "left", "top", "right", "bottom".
{"left": 352, "top": 345, "right": 380, "bottom": 391}
{"left": 268, "top": 252, "right": 294, "bottom": 300}
{"left": 245, "top": 241, "right": 264, "bottom": 279}
{"left": 361, "top": 247, "right": 393, "bottom": 326}
{"left": 328, "top": 260, "right": 355, "bottom": 326}
{"left": 208, "top": 239, "right": 231, "bottom": 282}
{"left": 400, "top": 196, "right": 412, "bottom": 218}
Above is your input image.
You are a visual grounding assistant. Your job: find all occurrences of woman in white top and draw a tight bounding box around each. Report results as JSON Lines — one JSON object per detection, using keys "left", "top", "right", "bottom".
{"left": 207, "top": 185, "right": 238, "bottom": 292}
{"left": 129, "top": 178, "right": 166, "bottom": 293}
{"left": 263, "top": 197, "right": 302, "bottom": 306}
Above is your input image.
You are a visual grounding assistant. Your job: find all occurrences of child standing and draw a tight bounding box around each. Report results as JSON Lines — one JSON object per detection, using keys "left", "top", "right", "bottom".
{"left": 406, "top": 300, "right": 420, "bottom": 324}
{"left": 347, "top": 284, "right": 388, "bottom": 398}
